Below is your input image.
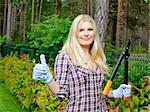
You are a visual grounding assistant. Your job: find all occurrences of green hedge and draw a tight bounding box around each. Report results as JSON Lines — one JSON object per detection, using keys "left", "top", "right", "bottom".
{"left": 0, "top": 55, "right": 60, "bottom": 112}
{"left": 0, "top": 55, "right": 149, "bottom": 111}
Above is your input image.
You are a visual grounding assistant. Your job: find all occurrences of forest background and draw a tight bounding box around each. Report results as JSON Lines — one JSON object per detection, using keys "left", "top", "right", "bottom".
{"left": 0, "top": 0, "right": 149, "bottom": 54}
{"left": 0, "top": 0, "right": 149, "bottom": 112}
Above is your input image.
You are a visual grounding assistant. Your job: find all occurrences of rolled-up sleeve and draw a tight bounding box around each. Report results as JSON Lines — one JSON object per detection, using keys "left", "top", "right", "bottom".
{"left": 54, "top": 52, "right": 69, "bottom": 100}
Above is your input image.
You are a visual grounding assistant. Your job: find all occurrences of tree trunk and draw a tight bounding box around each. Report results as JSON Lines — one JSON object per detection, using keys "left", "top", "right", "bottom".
{"left": 12, "top": 5, "right": 17, "bottom": 37}
{"left": 10, "top": 5, "right": 14, "bottom": 37}
{"left": 6, "top": 0, "right": 12, "bottom": 40}
{"left": 31, "top": 0, "right": 35, "bottom": 31}
{"left": 55, "top": 0, "right": 61, "bottom": 15}
{"left": 124, "top": 0, "right": 129, "bottom": 45}
{"left": 94, "top": 0, "right": 110, "bottom": 48}
{"left": 0, "top": 19, "right": 1, "bottom": 36}
{"left": 86, "top": 0, "right": 90, "bottom": 14}
{"left": 115, "top": 0, "right": 123, "bottom": 52}
{"left": 148, "top": 2, "right": 150, "bottom": 53}
{"left": 39, "top": 0, "right": 43, "bottom": 22}
{"left": 67, "top": 0, "right": 72, "bottom": 15}
{"left": 89, "top": 0, "right": 94, "bottom": 18}
{"left": 0, "top": 0, "right": 5, "bottom": 36}
{"left": 19, "top": 2, "right": 24, "bottom": 39}
{"left": 36, "top": 0, "right": 39, "bottom": 22}
{"left": 2, "top": 0, "right": 7, "bottom": 35}
{"left": 23, "top": 0, "right": 28, "bottom": 43}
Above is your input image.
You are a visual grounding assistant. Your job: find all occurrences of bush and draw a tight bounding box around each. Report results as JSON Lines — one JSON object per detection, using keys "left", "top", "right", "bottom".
{"left": 0, "top": 55, "right": 60, "bottom": 111}
{"left": 26, "top": 14, "right": 71, "bottom": 51}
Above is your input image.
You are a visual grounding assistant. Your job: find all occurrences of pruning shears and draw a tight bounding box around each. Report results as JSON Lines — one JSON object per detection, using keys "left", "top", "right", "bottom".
{"left": 103, "top": 40, "right": 131, "bottom": 99}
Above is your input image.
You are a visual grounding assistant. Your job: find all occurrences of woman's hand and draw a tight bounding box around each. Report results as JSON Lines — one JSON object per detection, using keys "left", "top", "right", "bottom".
{"left": 112, "top": 84, "right": 132, "bottom": 98}
{"left": 32, "top": 54, "right": 53, "bottom": 84}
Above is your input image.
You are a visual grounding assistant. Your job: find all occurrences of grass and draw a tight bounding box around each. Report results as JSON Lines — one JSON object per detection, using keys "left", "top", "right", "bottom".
{"left": 0, "top": 79, "right": 27, "bottom": 112}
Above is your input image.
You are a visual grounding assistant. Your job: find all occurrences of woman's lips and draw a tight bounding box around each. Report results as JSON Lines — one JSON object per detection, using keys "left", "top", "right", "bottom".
{"left": 82, "top": 38, "right": 90, "bottom": 41}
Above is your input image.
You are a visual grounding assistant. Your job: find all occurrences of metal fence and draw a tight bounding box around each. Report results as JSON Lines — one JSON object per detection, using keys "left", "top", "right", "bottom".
{"left": 0, "top": 44, "right": 150, "bottom": 79}
{"left": 0, "top": 44, "right": 58, "bottom": 65}
{"left": 111, "top": 53, "right": 150, "bottom": 88}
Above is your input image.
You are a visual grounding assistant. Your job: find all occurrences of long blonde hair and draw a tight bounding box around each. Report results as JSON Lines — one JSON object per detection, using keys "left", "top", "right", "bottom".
{"left": 61, "top": 14, "right": 107, "bottom": 72}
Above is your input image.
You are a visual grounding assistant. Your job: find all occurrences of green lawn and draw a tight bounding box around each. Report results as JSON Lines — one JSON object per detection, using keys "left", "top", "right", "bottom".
{"left": 0, "top": 79, "right": 27, "bottom": 112}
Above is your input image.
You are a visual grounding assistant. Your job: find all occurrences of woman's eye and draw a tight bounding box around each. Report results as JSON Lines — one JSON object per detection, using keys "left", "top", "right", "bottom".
{"left": 88, "top": 28, "right": 93, "bottom": 31}
{"left": 79, "top": 29, "right": 84, "bottom": 32}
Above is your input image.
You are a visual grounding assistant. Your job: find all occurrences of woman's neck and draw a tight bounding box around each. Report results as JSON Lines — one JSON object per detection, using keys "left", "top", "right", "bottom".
{"left": 81, "top": 45, "right": 90, "bottom": 55}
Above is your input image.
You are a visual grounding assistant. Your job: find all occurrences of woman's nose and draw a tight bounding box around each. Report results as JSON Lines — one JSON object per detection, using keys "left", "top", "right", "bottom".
{"left": 84, "top": 30, "right": 89, "bottom": 35}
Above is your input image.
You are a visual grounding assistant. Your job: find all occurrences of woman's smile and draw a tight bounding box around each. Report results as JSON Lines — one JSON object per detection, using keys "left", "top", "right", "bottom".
{"left": 77, "top": 21, "right": 95, "bottom": 48}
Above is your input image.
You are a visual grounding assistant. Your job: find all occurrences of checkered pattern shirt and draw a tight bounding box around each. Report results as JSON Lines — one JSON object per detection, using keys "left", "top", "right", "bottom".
{"left": 54, "top": 52, "right": 108, "bottom": 112}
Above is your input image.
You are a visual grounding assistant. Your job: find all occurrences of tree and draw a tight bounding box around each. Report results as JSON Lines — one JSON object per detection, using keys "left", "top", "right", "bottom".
{"left": 11, "top": 4, "right": 17, "bottom": 37}
{"left": 0, "top": 0, "right": 5, "bottom": 36}
{"left": 31, "top": 0, "right": 34, "bottom": 31}
{"left": 39, "top": 0, "right": 43, "bottom": 22}
{"left": 55, "top": 0, "right": 61, "bottom": 15}
{"left": 2, "top": 0, "right": 7, "bottom": 35}
{"left": 19, "top": 1, "right": 24, "bottom": 38}
{"left": 6, "top": 0, "right": 12, "bottom": 40}
{"left": 148, "top": 2, "right": 150, "bottom": 53}
{"left": 94, "top": 0, "right": 110, "bottom": 48}
{"left": 36, "top": 0, "right": 39, "bottom": 21}
{"left": 115, "top": 0, "right": 123, "bottom": 52}
{"left": 89, "top": 0, "right": 94, "bottom": 17}
{"left": 23, "top": 0, "right": 28, "bottom": 43}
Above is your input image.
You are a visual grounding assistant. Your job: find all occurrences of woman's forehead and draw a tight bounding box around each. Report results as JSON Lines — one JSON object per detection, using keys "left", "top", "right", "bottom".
{"left": 78, "top": 21, "right": 93, "bottom": 27}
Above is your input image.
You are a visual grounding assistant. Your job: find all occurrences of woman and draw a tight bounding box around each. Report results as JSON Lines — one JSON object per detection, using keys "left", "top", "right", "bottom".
{"left": 33, "top": 14, "right": 131, "bottom": 112}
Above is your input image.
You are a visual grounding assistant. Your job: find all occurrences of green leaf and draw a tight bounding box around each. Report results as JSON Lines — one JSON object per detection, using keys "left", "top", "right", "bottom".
{"left": 132, "top": 96, "right": 139, "bottom": 107}
{"left": 123, "top": 107, "right": 130, "bottom": 112}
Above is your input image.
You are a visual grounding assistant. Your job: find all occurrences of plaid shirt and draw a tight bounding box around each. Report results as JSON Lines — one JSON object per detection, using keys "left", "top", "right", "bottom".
{"left": 54, "top": 52, "right": 108, "bottom": 112}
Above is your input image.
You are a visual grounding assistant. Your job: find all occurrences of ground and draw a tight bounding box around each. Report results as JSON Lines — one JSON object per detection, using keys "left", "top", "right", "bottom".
{"left": 0, "top": 79, "right": 27, "bottom": 112}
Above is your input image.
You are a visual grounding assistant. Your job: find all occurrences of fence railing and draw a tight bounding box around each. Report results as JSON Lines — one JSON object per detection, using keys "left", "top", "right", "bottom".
{"left": 0, "top": 44, "right": 150, "bottom": 88}
{"left": 111, "top": 53, "right": 150, "bottom": 87}
{"left": 1, "top": 44, "right": 150, "bottom": 78}
{"left": 0, "top": 44, "right": 58, "bottom": 66}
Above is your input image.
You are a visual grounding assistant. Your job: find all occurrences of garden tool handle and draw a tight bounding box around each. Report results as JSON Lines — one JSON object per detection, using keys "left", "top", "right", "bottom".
{"left": 102, "top": 40, "right": 131, "bottom": 97}
{"left": 103, "top": 80, "right": 112, "bottom": 96}
{"left": 123, "top": 40, "right": 130, "bottom": 101}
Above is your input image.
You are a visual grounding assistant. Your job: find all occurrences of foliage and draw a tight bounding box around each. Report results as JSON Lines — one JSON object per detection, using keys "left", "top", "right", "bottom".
{"left": 105, "top": 41, "right": 117, "bottom": 66}
{"left": 108, "top": 76, "right": 150, "bottom": 111}
{"left": 144, "top": 0, "right": 150, "bottom": 3}
{"left": 105, "top": 42, "right": 149, "bottom": 88}
{"left": 26, "top": 15, "right": 71, "bottom": 49}
{"left": 26, "top": 15, "right": 71, "bottom": 62}
{"left": 0, "top": 36, "right": 11, "bottom": 45}
{"left": 0, "top": 55, "right": 61, "bottom": 111}
{"left": 0, "top": 36, "right": 6, "bottom": 45}
{"left": 128, "top": 59, "right": 150, "bottom": 87}
{"left": 107, "top": 55, "right": 149, "bottom": 89}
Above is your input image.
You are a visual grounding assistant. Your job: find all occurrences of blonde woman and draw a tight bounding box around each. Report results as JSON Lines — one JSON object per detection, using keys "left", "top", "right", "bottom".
{"left": 33, "top": 14, "right": 131, "bottom": 112}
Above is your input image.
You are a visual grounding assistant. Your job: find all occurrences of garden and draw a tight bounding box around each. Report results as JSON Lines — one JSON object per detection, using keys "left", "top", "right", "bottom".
{"left": 0, "top": 0, "right": 150, "bottom": 112}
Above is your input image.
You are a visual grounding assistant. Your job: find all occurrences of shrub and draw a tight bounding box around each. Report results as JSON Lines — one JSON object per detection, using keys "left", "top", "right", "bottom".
{"left": 0, "top": 55, "right": 60, "bottom": 111}
{"left": 26, "top": 14, "right": 71, "bottom": 52}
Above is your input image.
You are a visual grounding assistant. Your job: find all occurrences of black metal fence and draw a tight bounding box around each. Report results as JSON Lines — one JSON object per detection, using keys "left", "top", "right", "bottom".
{"left": 0, "top": 44, "right": 150, "bottom": 78}
{"left": 0, "top": 44, "right": 58, "bottom": 65}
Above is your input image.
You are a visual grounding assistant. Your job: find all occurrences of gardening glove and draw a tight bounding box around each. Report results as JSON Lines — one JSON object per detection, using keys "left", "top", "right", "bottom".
{"left": 33, "top": 54, "right": 53, "bottom": 84}
{"left": 122, "top": 84, "right": 132, "bottom": 97}
{"left": 112, "top": 84, "right": 132, "bottom": 98}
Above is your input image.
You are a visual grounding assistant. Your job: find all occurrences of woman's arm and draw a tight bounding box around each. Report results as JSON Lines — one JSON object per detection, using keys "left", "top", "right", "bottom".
{"left": 47, "top": 80, "right": 60, "bottom": 95}
{"left": 107, "top": 89, "right": 113, "bottom": 98}
{"left": 33, "top": 53, "right": 69, "bottom": 99}
{"left": 106, "top": 84, "right": 132, "bottom": 98}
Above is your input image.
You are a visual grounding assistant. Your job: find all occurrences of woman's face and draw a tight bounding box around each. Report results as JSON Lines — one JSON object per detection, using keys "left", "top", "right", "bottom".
{"left": 77, "top": 21, "right": 95, "bottom": 49}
